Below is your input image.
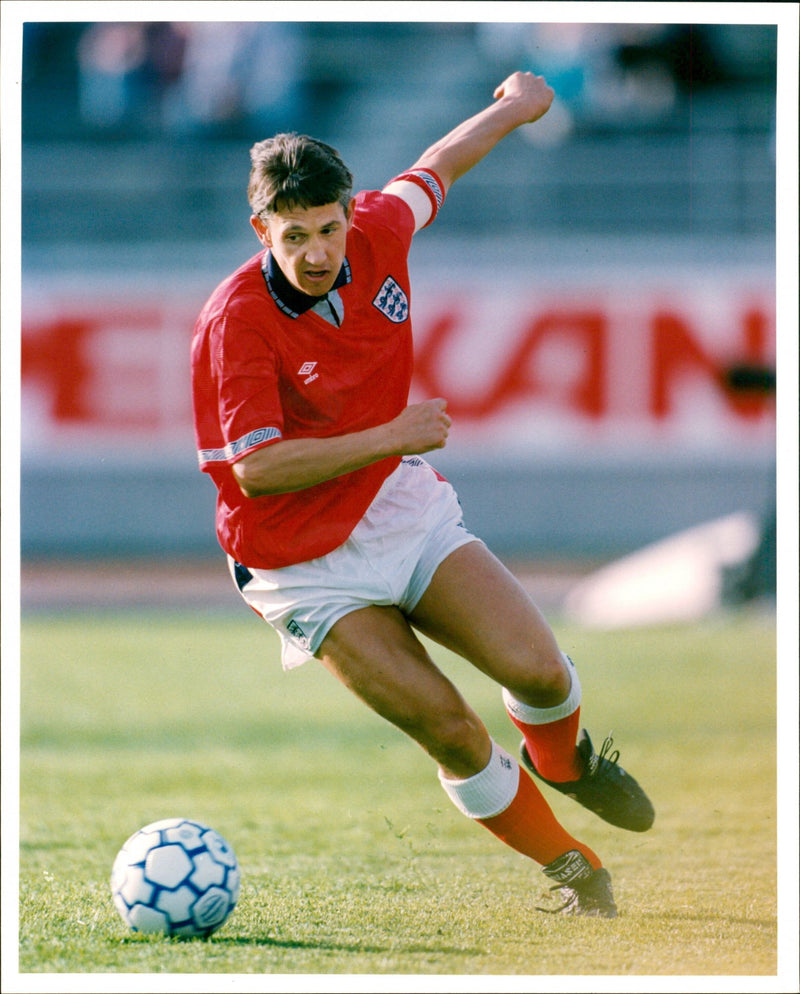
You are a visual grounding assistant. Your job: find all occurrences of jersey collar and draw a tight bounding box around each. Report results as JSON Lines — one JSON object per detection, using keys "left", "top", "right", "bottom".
{"left": 261, "top": 251, "right": 352, "bottom": 319}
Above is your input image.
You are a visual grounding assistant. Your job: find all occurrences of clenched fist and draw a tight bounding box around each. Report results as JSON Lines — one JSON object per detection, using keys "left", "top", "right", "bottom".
{"left": 387, "top": 398, "right": 452, "bottom": 455}
{"left": 493, "top": 71, "right": 554, "bottom": 125}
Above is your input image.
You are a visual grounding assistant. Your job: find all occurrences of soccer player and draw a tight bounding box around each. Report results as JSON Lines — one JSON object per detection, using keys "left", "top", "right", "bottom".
{"left": 191, "top": 71, "right": 654, "bottom": 918}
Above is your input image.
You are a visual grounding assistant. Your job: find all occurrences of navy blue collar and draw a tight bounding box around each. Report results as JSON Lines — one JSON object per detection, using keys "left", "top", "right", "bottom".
{"left": 261, "top": 251, "right": 351, "bottom": 319}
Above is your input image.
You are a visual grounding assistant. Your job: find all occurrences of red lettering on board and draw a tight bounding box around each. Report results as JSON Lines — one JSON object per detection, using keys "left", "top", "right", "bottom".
{"left": 21, "top": 310, "right": 165, "bottom": 428}
{"left": 21, "top": 318, "right": 97, "bottom": 421}
{"left": 415, "top": 309, "right": 607, "bottom": 419}
{"left": 20, "top": 294, "right": 775, "bottom": 443}
{"left": 650, "top": 307, "right": 773, "bottom": 420}
{"left": 492, "top": 310, "right": 606, "bottom": 419}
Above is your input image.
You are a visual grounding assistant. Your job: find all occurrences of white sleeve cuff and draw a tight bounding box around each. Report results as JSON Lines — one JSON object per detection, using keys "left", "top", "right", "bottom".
{"left": 382, "top": 179, "right": 435, "bottom": 232}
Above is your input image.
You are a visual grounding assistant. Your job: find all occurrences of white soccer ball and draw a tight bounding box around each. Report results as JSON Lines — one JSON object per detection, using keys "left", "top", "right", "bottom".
{"left": 111, "top": 817, "right": 241, "bottom": 938}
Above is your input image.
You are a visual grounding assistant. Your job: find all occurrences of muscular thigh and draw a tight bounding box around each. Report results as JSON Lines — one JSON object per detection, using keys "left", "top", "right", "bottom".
{"left": 408, "top": 542, "right": 568, "bottom": 702}
{"left": 315, "top": 604, "right": 490, "bottom": 777}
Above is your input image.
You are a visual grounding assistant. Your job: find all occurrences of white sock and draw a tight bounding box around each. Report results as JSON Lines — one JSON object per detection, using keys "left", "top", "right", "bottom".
{"left": 437, "top": 740, "right": 519, "bottom": 819}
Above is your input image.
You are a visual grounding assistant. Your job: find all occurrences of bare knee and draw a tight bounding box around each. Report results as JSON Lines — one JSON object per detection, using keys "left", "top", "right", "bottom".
{"left": 505, "top": 649, "right": 572, "bottom": 708}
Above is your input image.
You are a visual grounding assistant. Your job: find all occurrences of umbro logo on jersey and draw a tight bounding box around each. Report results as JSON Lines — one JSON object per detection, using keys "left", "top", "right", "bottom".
{"left": 372, "top": 276, "right": 408, "bottom": 323}
{"left": 298, "top": 361, "right": 318, "bottom": 384}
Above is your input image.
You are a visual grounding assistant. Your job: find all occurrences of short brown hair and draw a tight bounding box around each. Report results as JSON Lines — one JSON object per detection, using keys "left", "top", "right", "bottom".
{"left": 248, "top": 133, "right": 353, "bottom": 217}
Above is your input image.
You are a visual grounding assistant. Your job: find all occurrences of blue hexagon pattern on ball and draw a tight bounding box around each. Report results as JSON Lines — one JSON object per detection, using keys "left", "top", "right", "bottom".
{"left": 110, "top": 817, "right": 240, "bottom": 938}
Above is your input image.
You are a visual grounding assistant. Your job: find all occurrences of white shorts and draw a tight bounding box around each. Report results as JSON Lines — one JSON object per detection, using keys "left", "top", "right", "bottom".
{"left": 228, "top": 456, "right": 480, "bottom": 670}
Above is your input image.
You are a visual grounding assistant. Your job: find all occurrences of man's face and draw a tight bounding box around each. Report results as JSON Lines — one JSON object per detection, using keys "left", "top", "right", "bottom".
{"left": 251, "top": 200, "right": 355, "bottom": 298}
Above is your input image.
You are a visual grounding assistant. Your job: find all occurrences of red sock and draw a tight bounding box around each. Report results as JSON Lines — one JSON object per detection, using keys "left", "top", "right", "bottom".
{"left": 509, "top": 708, "right": 583, "bottom": 783}
{"left": 478, "top": 769, "right": 601, "bottom": 869}
{"left": 503, "top": 662, "right": 584, "bottom": 782}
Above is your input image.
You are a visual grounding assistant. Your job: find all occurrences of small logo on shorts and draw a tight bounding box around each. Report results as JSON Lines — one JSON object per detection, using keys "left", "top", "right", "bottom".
{"left": 286, "top": 619, "right": 310, "bottom": 647}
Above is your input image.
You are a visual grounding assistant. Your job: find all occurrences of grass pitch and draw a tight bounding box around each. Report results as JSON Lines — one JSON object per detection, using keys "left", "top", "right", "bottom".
{"left": 11, "top": 604, "right": 789, "bottom": 987}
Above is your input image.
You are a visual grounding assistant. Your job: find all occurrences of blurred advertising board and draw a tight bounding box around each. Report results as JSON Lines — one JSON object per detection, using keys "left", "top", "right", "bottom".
{"left": 21, "top": 271, "right": 775, "bottom": 464}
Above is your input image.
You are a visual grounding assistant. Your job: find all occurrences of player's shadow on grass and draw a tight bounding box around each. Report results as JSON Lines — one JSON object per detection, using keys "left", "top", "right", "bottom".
{"left": 209, "top": 934, "right": 484, "bottom": 957}
{"left": 639, "top": 910, "right": 776, "bottom": 929}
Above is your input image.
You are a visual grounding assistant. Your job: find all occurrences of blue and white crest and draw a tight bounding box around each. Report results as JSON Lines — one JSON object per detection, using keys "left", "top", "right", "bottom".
{"left": 372, "top": 276, "right": 409, "bottom": 323}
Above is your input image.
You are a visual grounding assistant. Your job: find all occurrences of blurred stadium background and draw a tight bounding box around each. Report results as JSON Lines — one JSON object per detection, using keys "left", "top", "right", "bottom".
{"left": 18, "top": 17, "right": 779, "bottom": 611}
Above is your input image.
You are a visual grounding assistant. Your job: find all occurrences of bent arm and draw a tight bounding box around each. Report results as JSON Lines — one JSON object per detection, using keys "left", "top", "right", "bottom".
{"left": 411, "top": 71, "right": 554, "bottom": 193}
{"left": 232, "top": 398, "right": 451, "bottom": 497}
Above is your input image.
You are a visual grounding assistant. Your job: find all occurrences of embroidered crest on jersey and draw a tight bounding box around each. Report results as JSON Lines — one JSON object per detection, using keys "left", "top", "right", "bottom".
{"left": 372, "top": 276, "right": 409, "bottom": 323}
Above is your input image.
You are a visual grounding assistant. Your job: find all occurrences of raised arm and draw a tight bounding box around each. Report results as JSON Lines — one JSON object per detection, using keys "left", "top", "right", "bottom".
{"left": 411, "top": 71, "right": 554, "bottom": 194}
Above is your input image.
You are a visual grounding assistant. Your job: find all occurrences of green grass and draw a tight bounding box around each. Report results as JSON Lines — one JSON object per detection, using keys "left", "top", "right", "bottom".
{"left": 12, "top": 606, "right": 785, "bottom": 982}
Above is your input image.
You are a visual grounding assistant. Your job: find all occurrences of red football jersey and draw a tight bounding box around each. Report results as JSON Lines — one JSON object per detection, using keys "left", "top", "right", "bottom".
{"left": 191, "top": 188, "right": 419, "bottom": 568}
